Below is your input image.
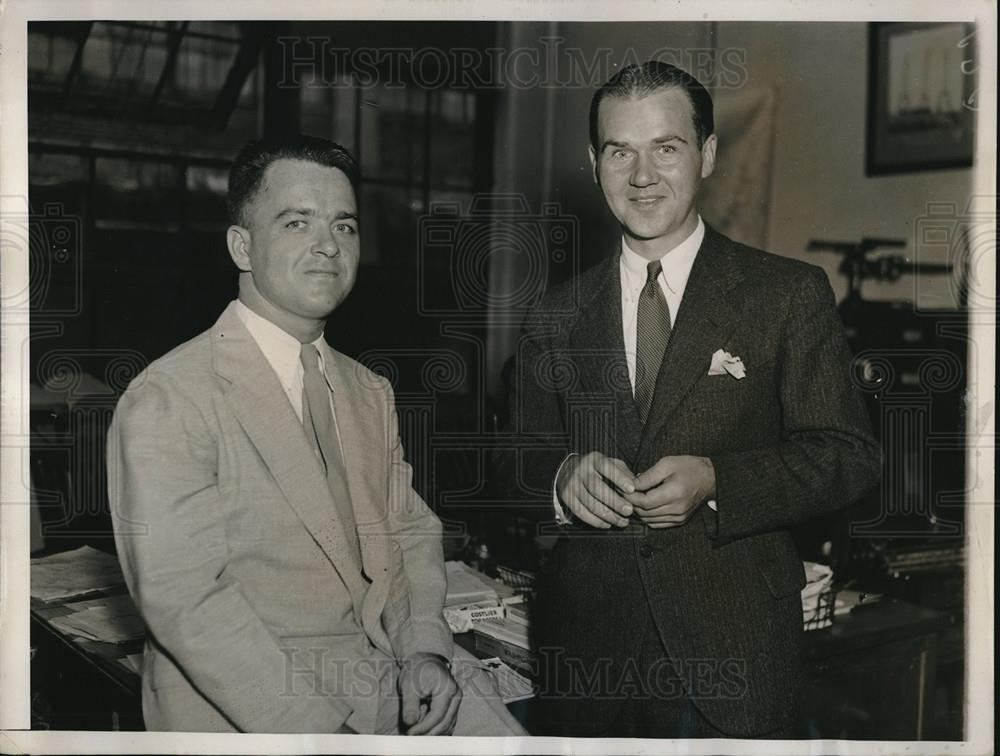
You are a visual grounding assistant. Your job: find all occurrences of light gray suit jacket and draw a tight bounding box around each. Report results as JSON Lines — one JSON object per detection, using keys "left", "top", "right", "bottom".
{"left": 108, "top": 302, "right": 453, "bottom": 733}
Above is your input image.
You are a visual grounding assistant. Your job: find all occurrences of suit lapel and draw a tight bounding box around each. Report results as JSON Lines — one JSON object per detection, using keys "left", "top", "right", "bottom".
{"left": 638, "top": 225, "right": 744, "bottom": 458}
{"left": 322, "top": 346, "right": 395, "bottom": 650}
{"left": 568, "top": 250, "right": 643, "bottom": 464}
{"left": 322, "top": 348, "right": 391, "bottom": 587}
{"left": 210, "top": 304, "right": 365, "bottom": 598}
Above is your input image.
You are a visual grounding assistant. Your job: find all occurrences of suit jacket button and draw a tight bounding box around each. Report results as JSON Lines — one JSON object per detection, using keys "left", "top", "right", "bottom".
{"left": 639, "top": 544, "right": 654, "bottom": 558}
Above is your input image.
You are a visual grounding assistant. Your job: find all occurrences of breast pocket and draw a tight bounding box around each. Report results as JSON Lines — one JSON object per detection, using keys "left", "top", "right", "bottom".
{"left": 691, "top": 357, "right": 779, "bottom": 420}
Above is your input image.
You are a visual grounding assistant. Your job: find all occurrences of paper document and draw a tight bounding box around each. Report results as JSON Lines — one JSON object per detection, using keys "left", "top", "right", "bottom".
{"left": 801, "top": 561, "right": 835, "bottom": 631}
{"left": 30, "top": 546, "right": 126, "bottom": 602}
{"left": 445, "top": 561, "right": 499, "bottom": 606}
{"left": 477, "top": 657, "right": 535, "bottom": 703}
{"left": 48, "top": 593, "right": 146, "bottom": 643}
{"left": 475, "top": 616, "right": 530, "bottom": 650}
{"left": 119, "top": 653, "right": 144, "bottom": 675}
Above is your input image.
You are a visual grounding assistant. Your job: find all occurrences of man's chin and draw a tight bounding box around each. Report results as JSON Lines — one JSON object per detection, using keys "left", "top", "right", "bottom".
{"left": 621, "top": 215, "right": 695, "bottom": 246}
{"left": 302, "top": 285, "right": 354, "bottom": 316}
{"left": 304, "top": 295, "right": 350, "bottom": 320}
{"left": 623, "top": 224, "right": 671, "bottom": 244}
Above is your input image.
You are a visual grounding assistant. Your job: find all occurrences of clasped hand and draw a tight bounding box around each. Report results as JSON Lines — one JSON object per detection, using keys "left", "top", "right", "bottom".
{"left": 557, "top": 452, "right": 715, "bottom": 529}
{"left": 397, "top": 652, "right": 462, "bottom": 735}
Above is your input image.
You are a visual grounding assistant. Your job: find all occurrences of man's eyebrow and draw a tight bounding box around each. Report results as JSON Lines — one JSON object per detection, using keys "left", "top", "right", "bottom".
{"left": 272, "top": 208, "right": 359, "bottom": 222}
{"left": 274, "top": 207, "right": 314, "bottom": 221}
{"left": 601, "top": 135, "right": 689, "bottom": 152}
{"left": 652, "top": 134, "right": 688, "bottom": 144}
{"left": 600, "top": 139, "right": 630, "bottom": 152}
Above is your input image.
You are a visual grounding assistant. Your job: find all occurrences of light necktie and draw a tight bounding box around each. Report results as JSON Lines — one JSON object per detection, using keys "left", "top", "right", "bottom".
{"left": 300, "top": 343, "right": 363, "bottom": 569}
{"left": 634, "top": 259, "right": 672, "bottom": 424}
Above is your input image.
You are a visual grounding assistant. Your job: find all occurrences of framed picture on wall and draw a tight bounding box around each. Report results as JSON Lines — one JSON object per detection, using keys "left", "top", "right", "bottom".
{"left": 866, "top": 21, "right": 976, "bottom": 175}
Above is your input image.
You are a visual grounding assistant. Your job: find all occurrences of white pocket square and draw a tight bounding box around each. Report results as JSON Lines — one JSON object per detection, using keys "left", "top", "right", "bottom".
{"left": 708, "top": 349, "right": 746, "bottom": 379}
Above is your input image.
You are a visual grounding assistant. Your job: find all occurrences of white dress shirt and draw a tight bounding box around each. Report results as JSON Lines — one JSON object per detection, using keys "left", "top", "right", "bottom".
{"left": 552, "top": 216, "right": 716, "bottom": 522}
{"left": 620, "top": 217, "right": 704, "bottom": 393}
{"left": 234, "top": 300, "right": 344, "bottom": 448}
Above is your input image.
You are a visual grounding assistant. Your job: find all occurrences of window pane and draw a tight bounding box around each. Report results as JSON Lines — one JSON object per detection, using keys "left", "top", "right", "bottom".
{"left": 187, "top": 21, "right": 243, "bottom": 41}
{"left": 429, "top": 90, "right": 476, "bottom": 189}
{"left": 79, "top": 23, "right": 170, "bottom": 101}
{"left": 226, "top": 66, "right": 261, "bottom": 138}
{"left": 330, "top": 80, "right": 357, "bottom": 152}
{"left": 27, "top": 31, "right": 79, "bottom": 86}
{"left": 300, "top": 67, "right": 332, "bottom": 136}
{"left": 360, "top": 184, "right": 425, "bottom": 266}
{"left": 94, "top": 158, "right": 181, "bottom": 228}
{"left": 359, "top": 84, "right": 425, "bottom": 183}
{"left": 185, "top": 165, "right": 229, "bottom": 229}
{"left": 165, "top": 34, "right": 241, "bottom": 108}
{"left": 29, "top": 153, "right": 89, "bottom": 188}
{"left": 301, "top": 74, "right": 356, "bottom": 149}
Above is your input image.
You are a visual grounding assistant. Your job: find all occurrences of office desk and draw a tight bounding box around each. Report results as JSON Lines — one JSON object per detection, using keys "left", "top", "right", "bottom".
{"left": 31, "top": 596, "right": 948, "bottom": 737}
{"left": 801, "top": 598, "right": 950, "bottom": 740}
{"left": 30, "top": 592, "right": 143, "bottom": 730}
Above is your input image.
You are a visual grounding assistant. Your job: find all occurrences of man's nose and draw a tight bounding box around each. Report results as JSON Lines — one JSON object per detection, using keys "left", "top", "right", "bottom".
{"left": 629, "top": 152, "right": 658, "bottom": 188}
{"left": 312, "top": 224, "right": 340, "bottom": 257}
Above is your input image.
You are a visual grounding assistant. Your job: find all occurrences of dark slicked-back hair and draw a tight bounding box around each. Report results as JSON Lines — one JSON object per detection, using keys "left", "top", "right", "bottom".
{"left": 227, "top": 134, "right": 361, "bottom": 227}
{"left": 589, "top": 61, "right": 714, "bottom": 152}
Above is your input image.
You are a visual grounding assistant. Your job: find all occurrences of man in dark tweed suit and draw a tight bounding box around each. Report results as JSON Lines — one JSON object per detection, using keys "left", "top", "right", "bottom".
{"left": 506, "top": 62, "right": 881, "bottom": 738}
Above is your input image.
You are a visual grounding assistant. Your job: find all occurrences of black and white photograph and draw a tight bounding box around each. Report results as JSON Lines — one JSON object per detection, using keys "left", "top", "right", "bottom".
{"left": 0, "top": 1, "right": 994, "bottom": 754}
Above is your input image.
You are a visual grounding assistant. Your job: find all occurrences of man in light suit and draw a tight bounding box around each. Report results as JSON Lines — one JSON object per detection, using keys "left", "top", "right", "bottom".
{"left": 108, "top": 134, "right": 524, "bottom": 736}
{"left": 507, "top": 62, "right": 881, "bottom": 738}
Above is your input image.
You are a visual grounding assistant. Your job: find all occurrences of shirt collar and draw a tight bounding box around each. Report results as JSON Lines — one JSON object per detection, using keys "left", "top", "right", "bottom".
{"left": 233, "top": 299, "right": 329, "bottom": 389}
{"left": 620, "top": 215, "right": 705, "bottom": 295}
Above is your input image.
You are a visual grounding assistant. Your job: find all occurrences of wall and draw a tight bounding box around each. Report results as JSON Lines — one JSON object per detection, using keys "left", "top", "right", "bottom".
{"left": 716, "top": 22, "right": 973, "bottom": 307}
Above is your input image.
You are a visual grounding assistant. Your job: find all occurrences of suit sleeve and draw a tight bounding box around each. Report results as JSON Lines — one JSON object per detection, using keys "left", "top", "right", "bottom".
{"left": 705, "top": 266, "right": 882, "bottom": 542}
{"left": 379, "top": 380, "right": 454, "bottom": 661}
{"left": 108, "top": 371, "right": 351, "bottom": 732}
{"left": 497, "top": 312, "right": 576, "bottom": 521}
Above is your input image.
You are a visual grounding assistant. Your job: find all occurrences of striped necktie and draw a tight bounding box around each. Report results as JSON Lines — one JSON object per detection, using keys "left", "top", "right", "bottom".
{"left": 634, "top": 259, "right": 672, "bottom": 424}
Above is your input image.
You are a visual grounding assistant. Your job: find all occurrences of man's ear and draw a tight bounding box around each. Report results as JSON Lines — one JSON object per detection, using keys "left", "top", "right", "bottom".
{"left": 226, "top": 225, "right": 253, "bottom": 272}
{"left": 700, "top": 134, "right": 718, "bottom": 179}
{"left": 588, "top": 145, "right": 599, "bottom": 185}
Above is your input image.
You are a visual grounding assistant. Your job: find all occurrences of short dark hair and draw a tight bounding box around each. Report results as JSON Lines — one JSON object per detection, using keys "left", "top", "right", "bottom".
{"left": 589, "top": 61, "right": 714, "bottom": 152}
{"left": 227, "top": 134, "right": 361, "bottom": 227}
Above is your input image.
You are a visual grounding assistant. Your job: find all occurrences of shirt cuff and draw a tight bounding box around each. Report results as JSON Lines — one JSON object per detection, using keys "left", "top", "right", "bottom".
{"left": 551, "top": 453, "right": 579, "bottom": 525}
{"left": 707, "top": 499, "right": 718, "bottom": 511}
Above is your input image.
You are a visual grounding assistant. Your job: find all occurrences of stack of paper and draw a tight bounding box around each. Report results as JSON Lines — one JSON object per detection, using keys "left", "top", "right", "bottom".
{"left": 30, "top": 546, "right": 126, "bottom": 602}
{"left": 833, "top": 588, "right": 883, "bottom": 616}
{"left": 48, "top": 594, "right": 146, "bottom": 644}
{"left": 476, "top": 615, "right": 530, "bottom": 650}
{"left": 801, "top": 561, "right": 834, "bottom": 631}
{"left": 477, "top": 657, "right": 535, "bottom": 703}
{"left": 505, "top": 602, "right": 529, "bottom": 631}
{"left": 444, "top": 561, "right": 499, "bottom": 607}
{"left": 473, "top": 613, "right": 533, "bottom": 675}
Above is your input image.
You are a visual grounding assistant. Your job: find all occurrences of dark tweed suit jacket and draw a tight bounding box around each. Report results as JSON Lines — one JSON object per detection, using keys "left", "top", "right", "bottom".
{"left": 506, "top": 224, "right": 881, "bottom": 737}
